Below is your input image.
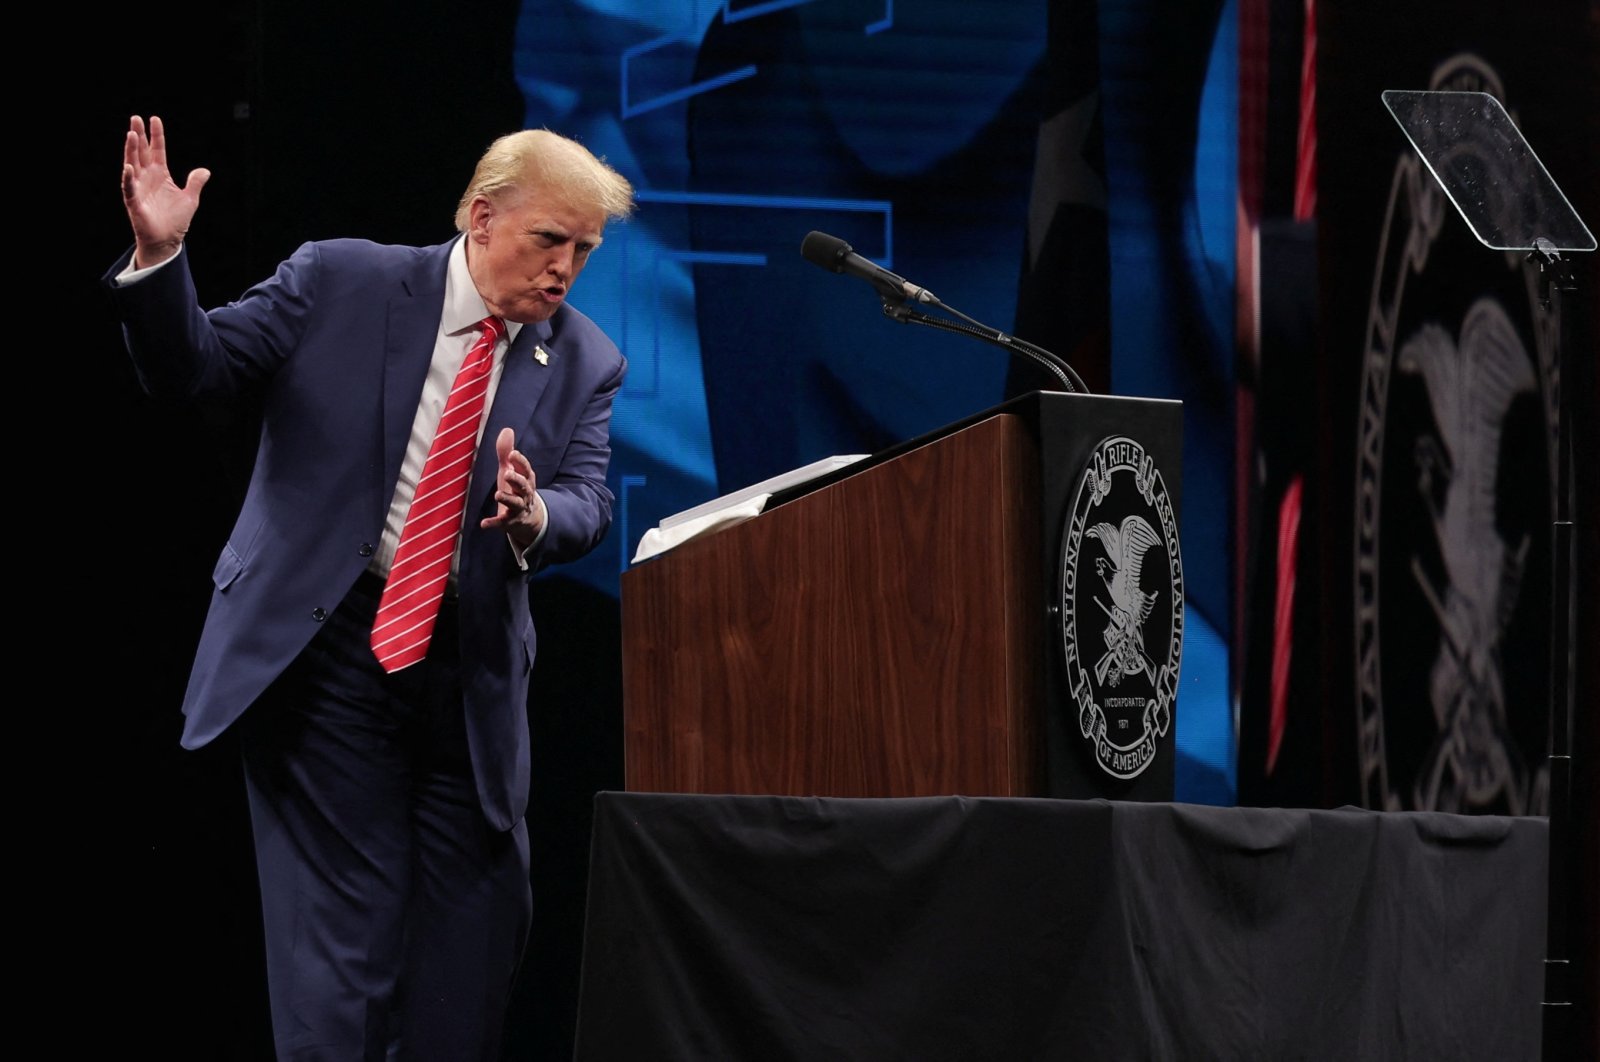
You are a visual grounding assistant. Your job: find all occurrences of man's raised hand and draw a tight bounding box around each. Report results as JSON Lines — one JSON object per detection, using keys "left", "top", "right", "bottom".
{"left": 122, "top": 116, "right": 211, "bottom": 269}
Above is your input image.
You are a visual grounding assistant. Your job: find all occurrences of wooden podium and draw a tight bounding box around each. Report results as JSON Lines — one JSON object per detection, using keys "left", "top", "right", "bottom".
{"left": 621, "top": 391, "right": 1183, "bottom": 800}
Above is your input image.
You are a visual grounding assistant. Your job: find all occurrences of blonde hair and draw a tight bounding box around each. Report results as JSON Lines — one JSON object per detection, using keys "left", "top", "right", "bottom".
{"left": 453, "top": 129, "right": 635, "bottom": 231}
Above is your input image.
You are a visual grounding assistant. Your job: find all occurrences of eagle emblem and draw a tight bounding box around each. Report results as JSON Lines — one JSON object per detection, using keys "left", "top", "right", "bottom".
{"left": 1058, "top": 434, "right": 1184, "bottom": 782}
{"left": 1088, "top": 516, "right": 1162, "bottom": 686}
{"left": 1397, "top": 300, "right": 1534, "bottom": 810}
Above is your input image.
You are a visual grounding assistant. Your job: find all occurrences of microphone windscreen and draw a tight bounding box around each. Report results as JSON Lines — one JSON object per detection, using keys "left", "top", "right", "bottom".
{"left": 800, "top": 231, "right": 851, "bottom": 272}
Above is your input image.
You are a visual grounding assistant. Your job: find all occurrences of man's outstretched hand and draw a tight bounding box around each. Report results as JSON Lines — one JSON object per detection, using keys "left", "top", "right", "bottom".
{"left": 122, "top": 115, "right": 211, "bottom": 270}
{"left": 481, "top": 427, "right": 546, "bottom": 548}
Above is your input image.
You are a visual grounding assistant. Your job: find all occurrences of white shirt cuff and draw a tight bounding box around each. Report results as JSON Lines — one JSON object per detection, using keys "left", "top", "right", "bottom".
{"left": 113, "top": 247, "right": 182, "bottom": 286}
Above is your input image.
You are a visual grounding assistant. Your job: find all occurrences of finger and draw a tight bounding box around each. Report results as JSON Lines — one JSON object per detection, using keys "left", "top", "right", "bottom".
{"left": 186, "top": 168, "right": 212, "bottom": 196}
{"left": 136, "top": 116, "right": 153, "bottom": 170}
{"left": 150, "top": 115, "right": 168, "bottom": 169}
{"left": 497, "top": 487, "right": 530, "bottom": 511}
{"left": 129, "top": 120, "right": 151, "bottom": 173}
{"left": 495, "top": 427, "right": 515, "bottom": 465}
{"left": 498, "top": 488, "right": 537, "bottom": 521}
{"left": 508, "top": 448, "right": 534, "bottom": 478}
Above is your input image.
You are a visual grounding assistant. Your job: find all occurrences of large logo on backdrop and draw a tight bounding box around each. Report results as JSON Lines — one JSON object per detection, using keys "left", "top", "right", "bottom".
{"left": 1354, "top": 58, "right": 1557, "bottom": 814}
{"left": 1060, "top": 436, "right": 1184, "bottom": 780}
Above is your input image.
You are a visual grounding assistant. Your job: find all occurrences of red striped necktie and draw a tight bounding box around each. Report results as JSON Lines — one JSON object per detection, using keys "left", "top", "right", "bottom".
{"left": 371, "top": 315, "right": 505, "bottom": 672}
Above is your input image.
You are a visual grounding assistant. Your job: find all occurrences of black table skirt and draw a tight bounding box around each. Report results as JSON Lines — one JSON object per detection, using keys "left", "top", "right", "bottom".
{"left": 574, "top": 794, "right": 1547, "bottom": 1061}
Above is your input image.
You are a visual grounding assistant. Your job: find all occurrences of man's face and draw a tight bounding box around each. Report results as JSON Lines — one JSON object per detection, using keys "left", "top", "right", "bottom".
{"left": 466, "top": 187, "right": 606, "bottom": 324}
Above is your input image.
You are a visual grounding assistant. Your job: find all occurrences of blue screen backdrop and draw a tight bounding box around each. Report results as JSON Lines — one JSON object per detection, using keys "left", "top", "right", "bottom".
{"left": 515, "top": 0, "right": 1236, "bottom": 804}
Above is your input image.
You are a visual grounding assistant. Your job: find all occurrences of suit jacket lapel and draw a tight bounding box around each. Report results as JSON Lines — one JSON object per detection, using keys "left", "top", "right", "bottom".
{"left": 380, "top": 243, "right": 454, "bottom": 521}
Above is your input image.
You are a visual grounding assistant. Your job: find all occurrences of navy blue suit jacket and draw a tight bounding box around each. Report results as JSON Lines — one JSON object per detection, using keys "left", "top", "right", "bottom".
{"left": 106, "top": 237, "right": 624, "bottom": 830}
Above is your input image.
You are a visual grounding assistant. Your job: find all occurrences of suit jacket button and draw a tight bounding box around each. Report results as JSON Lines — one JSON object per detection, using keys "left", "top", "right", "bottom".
{"left": 312, "top": 607, "right": 328, "bottom": 622}
{"left": 358, "top": 543, "right": 374, "bottom": 557}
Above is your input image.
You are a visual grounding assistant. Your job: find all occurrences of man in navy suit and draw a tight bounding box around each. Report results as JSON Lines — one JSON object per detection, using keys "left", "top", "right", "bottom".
{"left": 107, "top": 116, "right": 634, "bottom": 1060}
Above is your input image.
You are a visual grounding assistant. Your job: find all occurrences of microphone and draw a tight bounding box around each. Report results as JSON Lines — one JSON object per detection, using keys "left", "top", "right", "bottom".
{"left": 800, "top": 231, "right": 938, "bottom": 305}
{"left": 798, "top": 229, "right": 1089, "bottom": 394}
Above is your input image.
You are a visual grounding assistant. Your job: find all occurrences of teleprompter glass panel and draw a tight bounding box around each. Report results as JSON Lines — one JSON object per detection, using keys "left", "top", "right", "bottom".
{"left": 1381, "top": 89, "right": 1594, "bottom": 252}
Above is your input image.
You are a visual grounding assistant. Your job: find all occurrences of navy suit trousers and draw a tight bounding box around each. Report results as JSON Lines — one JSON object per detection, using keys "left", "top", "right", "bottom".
{"left": 238, "top": 573, "right": 533, "bottom": 1062}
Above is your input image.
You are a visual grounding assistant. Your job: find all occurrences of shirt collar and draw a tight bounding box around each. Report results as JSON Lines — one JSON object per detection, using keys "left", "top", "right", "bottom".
{"left": 443, "top": 235, "right": 523, "bottom": 344}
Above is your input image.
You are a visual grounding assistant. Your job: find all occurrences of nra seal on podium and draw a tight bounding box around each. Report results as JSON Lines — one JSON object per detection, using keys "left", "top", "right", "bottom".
{"left": 1059, "top": 435, "right": 1184, "bottom": 780}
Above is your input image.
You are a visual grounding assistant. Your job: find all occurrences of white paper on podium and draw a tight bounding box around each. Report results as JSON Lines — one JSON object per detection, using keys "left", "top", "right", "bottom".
{"left": 631, "top": 453, "right": 869, "bottom": 564}
{"left": 632, "top": 494, "right": 771, "bottom": 564}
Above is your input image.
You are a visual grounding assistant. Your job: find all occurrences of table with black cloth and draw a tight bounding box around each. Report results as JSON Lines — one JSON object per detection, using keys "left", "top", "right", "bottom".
{"left": 573, "top": 793, "right": 1547, "bottom": 1061}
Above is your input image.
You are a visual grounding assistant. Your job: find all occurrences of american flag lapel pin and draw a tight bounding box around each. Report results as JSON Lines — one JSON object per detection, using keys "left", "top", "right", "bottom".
{"left": 533, "top": 345, "right": 550, "bottom": 366}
